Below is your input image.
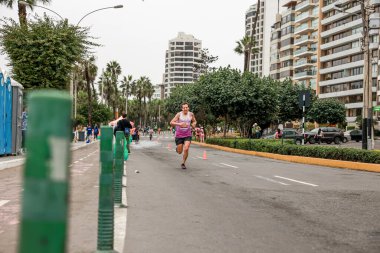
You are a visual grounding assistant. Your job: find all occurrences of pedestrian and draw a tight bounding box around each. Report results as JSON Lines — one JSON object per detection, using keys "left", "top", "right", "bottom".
{"left": 200, "top": 127, "right": 205, "bottom": 143}
{"left": 21, "top": 107, "right": 28, "bottom": 153}
{"left": 275, "top": 128, "right": 282, "bottom": 139}
{"left": 149, "top": 127, "right": 154, "bottom": 141}
{"left": 94, "top": 125, "right": 99, "bottom": 140}
{"left": 86, "top": 124, "right": 93, "bottom": 143}
{"left": 114, "top": 113, "right": 133, "bottom": 153}
{"left": 170, "top": 102, "right": 197, "bottom": 170}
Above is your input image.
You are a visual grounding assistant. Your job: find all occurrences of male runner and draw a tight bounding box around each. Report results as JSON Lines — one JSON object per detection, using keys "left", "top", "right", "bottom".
{"left": 170, "top": 102, "right": 197, "bottom": 169}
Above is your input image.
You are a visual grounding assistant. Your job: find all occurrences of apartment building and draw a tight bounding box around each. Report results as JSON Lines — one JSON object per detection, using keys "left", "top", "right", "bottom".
{"left": 270, "top": 0, "right": 297, "bottom": 81}
{"left": 293, "top": 0, "right": 319, "bottom": 90}
{"left": 162, "top": 32, "right": 202, "bottom": 98}
{"left": 246, "top": 1, "right": 280, "bottom": 76}
{"left": 319, "top": 0, "right": 380, "bottom": 123}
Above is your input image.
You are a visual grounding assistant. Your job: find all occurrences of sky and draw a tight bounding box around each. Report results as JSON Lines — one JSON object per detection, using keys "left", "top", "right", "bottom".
{"left": 0, "top": 0, "right": 281, "bottom": 85}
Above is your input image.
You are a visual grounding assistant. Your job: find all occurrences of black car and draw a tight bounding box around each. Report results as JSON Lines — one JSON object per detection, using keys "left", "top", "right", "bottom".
{"left": 350, "top": 129, "right": 362, "bottom": 142}
{"left": 295, "top": 127, "right": 344, "bottom": 145}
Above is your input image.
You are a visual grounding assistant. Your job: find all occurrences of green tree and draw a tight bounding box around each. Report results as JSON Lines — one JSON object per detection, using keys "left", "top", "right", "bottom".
{"left": 120, "top": 75, "right": 135, "bottom": 114}
{"left": 308, "top": 98, "right": 346, "bottom": 124}
{"left": 80, "top": 55, "right": 98, "bottom": 125}
{"left": 106, "top": 60, "right": 122, "bottom": 116}
{"left": 0, "top": 0, "right": 51, "bottom": 26}
{"left": 133, "top": 76, "right": 145, "bottom": 126}
{"left": 234, "top": 35, "right": 259, "bottom": 72}
{"left": 0, "top": 16, "right": 97, "bottom": 90}
{"left": 193, "top": 48, "right": 219, "bottom": 76}
{"left": 142, "top": 78, "right": 154, "bottom": 127}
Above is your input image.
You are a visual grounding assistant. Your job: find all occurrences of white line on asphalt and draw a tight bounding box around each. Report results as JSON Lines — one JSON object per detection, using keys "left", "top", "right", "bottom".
{"left": 212, "top": 163, "right": 225, "bottom": 168}
{"left": 0, "top": 200, "right": 10, "bottom": 207}
{"left": 220, "top": 163, "right": 238, "bottom": 169}
{"left": 196, "top": 156, "right": 203, "bottom": 159}
{"left": 274, "top": 176, "right": 318, "bottom": 187}
{"left": 73, "top": 161, "right": 79, "bottom": 164}
{"left": 255, "top": 175, "right": 290, "bottom": 186}
{"left": 79, "top": 158, "right": 83, "bottom": 161}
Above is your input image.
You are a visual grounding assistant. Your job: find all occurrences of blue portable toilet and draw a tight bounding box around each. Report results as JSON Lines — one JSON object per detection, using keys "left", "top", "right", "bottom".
{"left": 0, "top": 72, "right": 4, "bottom": 155}
{"left": 4, "top": 77, "right": 12, "bottom": 154}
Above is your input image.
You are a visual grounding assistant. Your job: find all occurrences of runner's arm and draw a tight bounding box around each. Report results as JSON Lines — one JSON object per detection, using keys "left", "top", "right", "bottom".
{"left": 170, "top": 113, "right": 180, "bottom": 127}
{"left": 191, "top": 113, "right": 197, "bottom": 129}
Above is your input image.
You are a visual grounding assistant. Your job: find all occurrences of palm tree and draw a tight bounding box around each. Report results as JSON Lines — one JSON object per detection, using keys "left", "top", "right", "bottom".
{"left": 82, "top": 55, "right": 98, "bottom": 125}
{"left": 142, "top": 78, "right": 154, "bottom": 127}
{"left": 234, "top": 35, "right": 260, "bottom": 72}
{"left": 120, "top": 75, "right": 135, "bottom": 114}
{"left": 0, "top": 0, "right": 51, "bottom": 26}
{"left": 106, "top": 61, "right": 122, "bottom": 116}
{"left": 133, "top": 77, "right": 145, "bottom": 127}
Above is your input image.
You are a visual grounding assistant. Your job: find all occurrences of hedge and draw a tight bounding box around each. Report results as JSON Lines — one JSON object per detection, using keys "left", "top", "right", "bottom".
{"left": 205, "top": 138, "right": 380, "bottom": 164}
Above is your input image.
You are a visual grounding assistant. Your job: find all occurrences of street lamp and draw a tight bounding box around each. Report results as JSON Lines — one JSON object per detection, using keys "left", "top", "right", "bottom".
{"left": 18, "top": 1, "right": 64, "bottom": 20}
{"left": 334, "top": 0, "right": 378, "bottom": 150}
{"left": 76, "top": 5, "right": 124, "bottom": 26}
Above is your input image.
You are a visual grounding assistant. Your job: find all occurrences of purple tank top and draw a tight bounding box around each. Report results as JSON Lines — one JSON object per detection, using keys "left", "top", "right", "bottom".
{"left": 175, "top": 112, "right": 192, "bottom": 138}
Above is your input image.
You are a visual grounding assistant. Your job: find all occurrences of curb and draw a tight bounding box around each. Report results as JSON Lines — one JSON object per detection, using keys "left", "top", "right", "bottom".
{"left": 0, "top": 141, "right": 98, "bottom": 171}
{"left": 193, "top": 142, "right": 380, "bottom": 173}
{"left": 114, "top": 166, "right": 128, "bottom": 253}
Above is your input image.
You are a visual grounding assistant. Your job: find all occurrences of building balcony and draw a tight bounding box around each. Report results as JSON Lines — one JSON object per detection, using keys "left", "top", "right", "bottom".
{"left": 319, "top": 60, "right": 364, "bottom": 75}
{"left": 294, "top": 59, "right": 317, "bottom": 69}
{"left": 320, "top": 33, "right": 361, "bottom": 50}
{"left": 319, "top": 74, "right": 363, "bottom": 87}
{"left": 283, "top": 0, "right": 298, "bottom": 8}
{"left": 294, "top": 35, "right": 317, "bottom": 47}
{"left": 320, "top": 47, "right": 361, "bottom": 62}
{"left": 294, "top": 70, "right": 317, "bottom": 80}
{"left": 319, "top": 87, "right": 376, "bottom": 99}
{"left": 321, "top": 19, "right": 362, "bottom": 38}
{"left": 321, "top": 5, "right": 361, "bottom": 26}
{"left": 294, "top": 23, "right": 317, "bottom": 35}
{"left": 294, "top": 47, "right": 317, "bottom": 57}
{"left": 295, "top": 0, "right": 317, "bottom": 12}
{"left": 295, "top": 11, "right": 317, "bottom": 23}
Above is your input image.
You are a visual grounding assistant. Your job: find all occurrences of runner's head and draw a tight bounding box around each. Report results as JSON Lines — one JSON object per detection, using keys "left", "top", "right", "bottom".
{"left": 122, "top": 113, "right": 127, "bottom": 118}
{"left": 181, "top": 102, "right": 189, "bottom": 114}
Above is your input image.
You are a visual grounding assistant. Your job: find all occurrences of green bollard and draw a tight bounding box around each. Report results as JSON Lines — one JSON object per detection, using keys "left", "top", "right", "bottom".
{"left": 18, "top": 91, "right": 72, "bottom": 253}
{"left": 114, "top": 131, "right": 124, "bottom": 205}
{"left": 97, "top": 127, "right": 118, "bottom": 253}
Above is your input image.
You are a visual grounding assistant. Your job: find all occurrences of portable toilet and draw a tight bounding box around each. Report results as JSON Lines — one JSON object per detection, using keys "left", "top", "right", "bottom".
{"left": 0, "top": 72, "right": 4, "bottom": 155}
{"left": 4, "top": 76, "right": 12, "bottom": 154}
{"left": 11, "top": 79, "right": 23, "bottom": 155}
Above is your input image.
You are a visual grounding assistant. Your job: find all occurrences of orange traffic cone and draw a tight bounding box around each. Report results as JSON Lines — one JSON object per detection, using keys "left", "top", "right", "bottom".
{"left": 203, "top": 150, "right": 207, "bottom": 160}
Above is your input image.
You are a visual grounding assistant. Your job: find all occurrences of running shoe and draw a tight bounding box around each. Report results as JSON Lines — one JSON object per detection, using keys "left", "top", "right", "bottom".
{"left": 181, "top": 163, "right": 186, "bottom": 170}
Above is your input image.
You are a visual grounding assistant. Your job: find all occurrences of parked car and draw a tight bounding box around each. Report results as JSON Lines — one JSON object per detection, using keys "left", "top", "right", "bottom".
{"left": 295, "top": 127, "right": 344, "bottom": 145}
{"left": 263, "top": 128, "right": 298, "bottom": 139}
{"left": 350, "top": 129, "right": 362, "bottom": 142}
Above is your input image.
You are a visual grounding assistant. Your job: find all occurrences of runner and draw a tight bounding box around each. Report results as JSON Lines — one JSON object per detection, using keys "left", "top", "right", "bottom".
{"left": 170, "top": 102, "right": 197, "bottom": 169}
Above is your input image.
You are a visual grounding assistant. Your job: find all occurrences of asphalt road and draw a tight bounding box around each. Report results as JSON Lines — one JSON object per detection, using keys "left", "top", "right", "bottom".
{"left": 124, "top": 134, "right": 380, "bottom": 253}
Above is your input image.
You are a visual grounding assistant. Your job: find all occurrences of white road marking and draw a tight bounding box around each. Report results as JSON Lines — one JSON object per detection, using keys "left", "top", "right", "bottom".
{"left": 212, "top": 163, "right": 225, "bottom": 168}
{"left": 274, "top": 176, "right": 318, "bottom": 187}
{"left": 196, "top": 156, "right": 203, "bottom": 159}
{"left": 73, "top": 161, "right": 79, "bottom": 164}
{"left": 255, "top": 175, "right": 290, "bottom": 186}
{"left": 220, "top": 163, "right": 238, "bottom": 169}
{"left": 0, "top": 200, "right": 10, "bottom": 207}
{"left": 79, "top": 158, "right": 83, "bottom": 161}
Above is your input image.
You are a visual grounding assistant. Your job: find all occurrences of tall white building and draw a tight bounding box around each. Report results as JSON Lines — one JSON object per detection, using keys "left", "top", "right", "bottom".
{"left": 162, "top": 32, "right": 202, "bottom": 98}
{"left": 245, "top": 0, "right": 281, "bottom": 76}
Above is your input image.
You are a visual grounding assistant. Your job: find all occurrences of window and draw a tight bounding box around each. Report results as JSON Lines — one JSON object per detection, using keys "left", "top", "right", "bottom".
{"left": 352, "top": 66, "right": 363, "bottom": 75}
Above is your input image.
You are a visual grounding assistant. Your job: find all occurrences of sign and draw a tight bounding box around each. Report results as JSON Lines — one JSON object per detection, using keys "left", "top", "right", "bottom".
{"left": 373, "top": 106, "right": 380, "bottom": 112}
{"left": 298, "top": 90, "right": 311, "bottom": 109}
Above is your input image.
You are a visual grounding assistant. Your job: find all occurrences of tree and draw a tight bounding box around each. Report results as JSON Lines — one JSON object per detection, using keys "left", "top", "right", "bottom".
{"left": 0, "top": 0, "right": 51, "bottom": 26}
{"left": 77, "top": 91, "right": 113, "bottom": 126}
{"left": 193, "top": 48, "right": 219, "bottom": 76}
{"left": 308, "top": 98, "right": 346, "bottom": 124}
{"left": 133, "top": 76, "right": 145, "bottom": 126}
{"left": 106, "top": 60, "right": 122, "bottom": 116}
{"left": 120, "top": 75, "right": 134, "bottom": 114}
{"left": 142, "top": 78, "right": 154, "bottom": 127}
{"left": 81, "top": 55, "right": 98, "bottom": 125}
{"left": 0, "top": 16, "right": 97, "bottom": 90}
{"left": 234, "top": 35, "right": 259, "bottom": 72}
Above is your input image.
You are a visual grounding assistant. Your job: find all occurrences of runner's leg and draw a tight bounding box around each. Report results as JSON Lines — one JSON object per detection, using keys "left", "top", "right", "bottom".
{"left": 176, "top": 144, "right": 183, "bottom": 154}
{"left": 182, "top": 141, "right": 191, "bottom": 164}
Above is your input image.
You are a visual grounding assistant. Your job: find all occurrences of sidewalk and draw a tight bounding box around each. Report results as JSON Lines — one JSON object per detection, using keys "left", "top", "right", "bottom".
{"left": 0, "top": 140, "right": 98, "bottom": 171}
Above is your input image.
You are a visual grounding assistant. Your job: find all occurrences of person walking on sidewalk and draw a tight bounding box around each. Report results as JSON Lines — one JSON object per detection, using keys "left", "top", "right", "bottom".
{"left": 114, "top": 113, "right": 133, "bottom": 153}
{"left": 170, "top": 102, "right": 197, "bottom": 170}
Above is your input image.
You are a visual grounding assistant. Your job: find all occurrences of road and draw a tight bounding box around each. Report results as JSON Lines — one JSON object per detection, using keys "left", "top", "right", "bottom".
{"left": 124, "top": 135, "right": 380, "bottom": 253}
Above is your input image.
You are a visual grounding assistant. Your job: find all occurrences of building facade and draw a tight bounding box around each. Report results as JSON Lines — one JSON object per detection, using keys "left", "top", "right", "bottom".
{"left": 162, "top": 32, "right": 202, "bottom": 98}
{"left": 319, "top": 0, "right": 380, "bottom": 123}
{"left": 246, "top": 0, "right": 280, "bottom": 76}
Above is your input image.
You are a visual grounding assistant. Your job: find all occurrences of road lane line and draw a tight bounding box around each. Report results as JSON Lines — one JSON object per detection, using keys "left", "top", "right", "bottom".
{"left": 212, "top": 163, "right": 224, "bottom": 168}
{"left": 0, "top": 200, "right": 10, "bottom": 207}
{"left": 196, "top": 156, "right": 203, "bottom": 159}
{"left": 255, "top": 175, "right": 290, "bottom": 186}
{"left": 274, "top": 176, "right": 318, "bottom": 187}
{"left": 73, "top": 161, "right": 79, "bottom": 164}
{"left": 220, "top": 163, "right": 238, "bottom": 169}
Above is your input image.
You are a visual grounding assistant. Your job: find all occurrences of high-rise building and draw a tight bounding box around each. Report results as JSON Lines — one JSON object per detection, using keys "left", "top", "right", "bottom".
{"left": 293, "top": 0, "right": 319, "bottom": 90}
{"left": 270, "top": 0, "right": 297, "bottom": 81}
{"left": 162, "top": 32, "right": 202, "bottom": 98}
{"left": 246, "top": 0, "right": 281, "bottom": 76}
{"left": 319, "top": 0, "right": 380, "bottom": 124}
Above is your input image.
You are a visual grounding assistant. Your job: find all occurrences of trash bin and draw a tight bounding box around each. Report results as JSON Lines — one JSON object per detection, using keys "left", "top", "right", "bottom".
{"left": 78, "top": 131, "right": 85, "bottom": 141}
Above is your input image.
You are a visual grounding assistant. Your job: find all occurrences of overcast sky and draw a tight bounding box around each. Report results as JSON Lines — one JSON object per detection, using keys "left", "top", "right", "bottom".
{"left": 0, "top": 0, "right": 280, "bottom": 84}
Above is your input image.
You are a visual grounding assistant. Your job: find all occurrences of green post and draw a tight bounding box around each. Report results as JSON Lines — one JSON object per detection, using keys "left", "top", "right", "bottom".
{"left": 18, "top": 91, "right": 72, "bottom": 253}
{"left": 114, "top": 131, "right": 124, "bottom": 205}
{"left": 97, "top": 127, "right": 118, "bottom": 253}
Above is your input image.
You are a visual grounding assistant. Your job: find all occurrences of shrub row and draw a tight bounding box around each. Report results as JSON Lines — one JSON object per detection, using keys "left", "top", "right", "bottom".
{"left": 205, "top": 138, "right": 380, "bottom": 164}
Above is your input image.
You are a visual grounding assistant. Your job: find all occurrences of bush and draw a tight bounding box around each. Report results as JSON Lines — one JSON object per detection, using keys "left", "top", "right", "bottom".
{"left": 205, "top": 138, "right": 380, "bottom": 164}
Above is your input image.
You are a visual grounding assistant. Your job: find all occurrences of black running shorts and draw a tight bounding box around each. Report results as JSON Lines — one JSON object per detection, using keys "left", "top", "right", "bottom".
{"left": 175, "top": 136, "right": 192, "bottom": 146}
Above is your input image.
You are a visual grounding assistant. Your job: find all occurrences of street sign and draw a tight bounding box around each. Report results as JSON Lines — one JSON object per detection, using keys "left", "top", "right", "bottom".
{"left": 373, "top": 106, "right": 380, "bottom": 112}
{"left": 298, "top": 90, "right": 311, "bottom": 109}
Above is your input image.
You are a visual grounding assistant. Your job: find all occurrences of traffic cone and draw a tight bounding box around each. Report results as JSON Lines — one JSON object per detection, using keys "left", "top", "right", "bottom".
{"left": 203, "top": 150, "right": 207, "bottom": 160}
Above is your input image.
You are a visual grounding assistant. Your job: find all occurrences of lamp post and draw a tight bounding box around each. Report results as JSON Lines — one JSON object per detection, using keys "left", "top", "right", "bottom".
{"left": 335, "top": 0, "right": 377, "bottom": 150}
{"left": 76, "top": 5, "right": 124, "bottom": 26}
{"left": 19, "top": 1, "right": 64, "bottom": 21}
